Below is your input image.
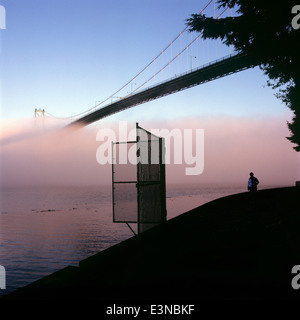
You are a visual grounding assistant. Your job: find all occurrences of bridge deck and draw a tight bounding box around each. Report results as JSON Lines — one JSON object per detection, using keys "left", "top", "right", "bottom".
{"left": 68, "top": 53, "right": 258, "bottom": 127}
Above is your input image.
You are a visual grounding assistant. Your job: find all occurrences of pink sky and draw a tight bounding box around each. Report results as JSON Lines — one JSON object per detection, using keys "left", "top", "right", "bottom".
{"left": 0, "top": 115, "right": 299, "bottom": 187}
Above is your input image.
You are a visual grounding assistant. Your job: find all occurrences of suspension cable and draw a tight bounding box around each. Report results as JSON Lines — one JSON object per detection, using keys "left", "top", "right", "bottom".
{"left": 46, "top": 0, "right": 220, "bottom": 121}
{"left": 127, "top": 33, "right": 203, "bottom": 96}
{"left": 126, "top": 4, "right": 231, "bottom": 96}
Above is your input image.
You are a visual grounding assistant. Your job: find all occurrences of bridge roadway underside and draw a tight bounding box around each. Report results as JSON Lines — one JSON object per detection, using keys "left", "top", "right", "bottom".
{"left": 69, "top": 53, "right": 258, "bottom": 128}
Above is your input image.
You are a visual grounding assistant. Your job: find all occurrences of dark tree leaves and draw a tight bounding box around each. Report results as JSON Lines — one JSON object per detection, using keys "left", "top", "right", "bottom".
{"left": 187, "top": 0, "right": 300, "bottom": 151}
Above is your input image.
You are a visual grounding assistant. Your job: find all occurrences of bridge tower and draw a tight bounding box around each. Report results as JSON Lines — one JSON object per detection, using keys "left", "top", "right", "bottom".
{"left": 34, "top": 108, "right": 45, "bottom": 127}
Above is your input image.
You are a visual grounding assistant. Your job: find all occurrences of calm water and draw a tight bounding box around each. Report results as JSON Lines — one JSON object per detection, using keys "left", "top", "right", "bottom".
{"left": 0, "top": 183, "right": 257, "bottom": 296}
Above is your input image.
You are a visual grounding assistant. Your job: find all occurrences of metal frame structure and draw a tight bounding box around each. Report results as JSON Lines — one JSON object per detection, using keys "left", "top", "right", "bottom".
{"left": 112, "top": 123, "right": 166, "bottom": 235}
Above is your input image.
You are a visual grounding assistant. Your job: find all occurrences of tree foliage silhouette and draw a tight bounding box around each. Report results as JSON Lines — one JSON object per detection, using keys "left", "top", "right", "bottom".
{"left": 187, "top": 0, "right": 300, "bottom": 151}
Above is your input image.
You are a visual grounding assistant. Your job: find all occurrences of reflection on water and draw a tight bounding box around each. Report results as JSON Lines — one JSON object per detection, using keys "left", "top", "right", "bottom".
{"left": 0, "top": 186, "right": 132, "bottom": 295}
{"left": 0, "top": 183, "right": 252, "bottom": 295}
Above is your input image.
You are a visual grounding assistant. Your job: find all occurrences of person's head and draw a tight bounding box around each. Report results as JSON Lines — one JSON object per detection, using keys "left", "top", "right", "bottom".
{"left": 250, "top": 172, "right": 254, "bottom": 177}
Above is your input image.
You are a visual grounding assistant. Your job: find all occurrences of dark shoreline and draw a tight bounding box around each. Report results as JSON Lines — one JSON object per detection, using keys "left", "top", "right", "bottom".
{"left": 2, "top": 186, "right": 300, "bottom": 300}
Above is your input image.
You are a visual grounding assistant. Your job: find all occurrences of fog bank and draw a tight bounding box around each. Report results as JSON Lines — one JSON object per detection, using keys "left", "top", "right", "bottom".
{"left": 0, "top": 116, "right": 299, "bottom": 187}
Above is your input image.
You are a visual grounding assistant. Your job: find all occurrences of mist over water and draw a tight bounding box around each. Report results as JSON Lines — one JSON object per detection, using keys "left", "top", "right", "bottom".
{"left": 0, "top": 115, "right": 299, "bottom": 188}
{"left": 0, "top": 115, "right": 299, "bottom": 295}
{"left": 0, "top": 118, "right": 106, "bottom": 187}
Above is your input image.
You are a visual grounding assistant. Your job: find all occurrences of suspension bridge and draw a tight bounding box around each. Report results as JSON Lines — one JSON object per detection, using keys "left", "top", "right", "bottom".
{"left": 67, "top": 52, "right": 257, "bottom": 127}
{"left": 41, "top": 1, "right": 259, "bottom": 128}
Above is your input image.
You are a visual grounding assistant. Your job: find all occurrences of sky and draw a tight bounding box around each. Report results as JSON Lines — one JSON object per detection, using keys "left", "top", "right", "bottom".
{"left": 0, "top": 0, "right": 299, "bottom": 187}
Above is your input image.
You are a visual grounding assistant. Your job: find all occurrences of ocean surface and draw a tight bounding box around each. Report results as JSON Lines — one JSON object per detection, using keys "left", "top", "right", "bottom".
{"left": 0, "top": 183, "right": 277, "bottom": 296}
